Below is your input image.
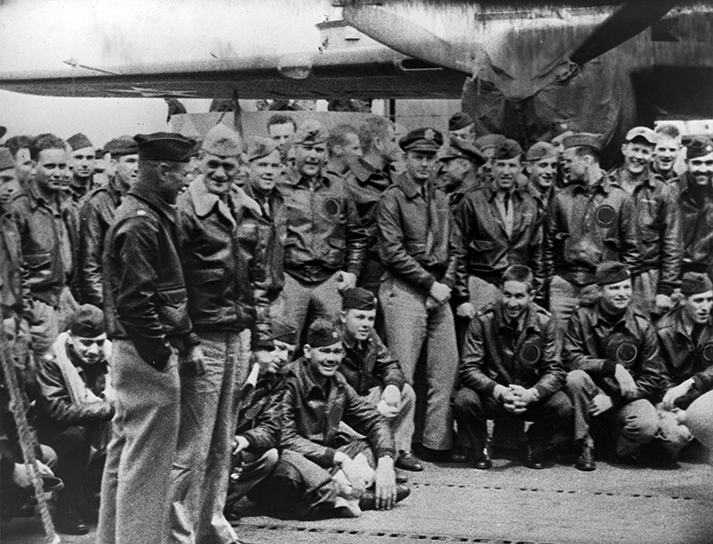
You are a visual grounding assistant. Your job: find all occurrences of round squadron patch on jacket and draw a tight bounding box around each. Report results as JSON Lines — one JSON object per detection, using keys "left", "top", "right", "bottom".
{"left": 615, "top": 342, "right": 638, "bottom": 364}
{"left": 324, "top": 198, "right": 341, "bottom": 216}
{"left": 595, "top": 204, "right": 616, "bottom": 227}
{"left": 519, "top": 341, "right": 542, "bottom": 364}
{"left": 703, "top": 343, "right": 713, "bottom": 364}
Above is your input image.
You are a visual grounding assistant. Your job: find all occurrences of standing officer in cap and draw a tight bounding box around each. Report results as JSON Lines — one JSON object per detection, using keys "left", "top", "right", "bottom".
{"left": 436, "top": 138, "right": 485, "bottom": 209}
{"left": 377, "top": 127, "right": 467, "bottom": 459}
{"left": 66, "top": 133, "right": 96, "bottom": 202}
{"left": 455, "top": 138, "right": 544, "bottom": 315}
{"left": 544, "top": 133, "right": 641, "bottom": 328}
{"left": 280, "top": 119, "right": 368, "bottom": 342}
{"left": 679, "top": 136, "right": 713, "bottom": 279}
{"left": 524, "top": 141, "right": 559, "bottom": 216}
{"left": 564, "top": 261, "right": 663, "bottom": 471}
{"left": 170, "top": 124, "right": 273, "bottom": 544}
{"left": 98, "top": 131, "right": 197, "bottom": 544}
{"left": 656, "top": 272, "right": 713, "bottom": 459}
{"left": 242, "top": 137, "right": 287, "bottom": 317}
{"left": 338, "top": 287, "right": 421, "bottom": 471}
{"left": 453, "top": 265, "right": 572, "bottom": 470}
{"left": 344, "top": 117, "right": 401, "bottom": 297}
{"left": 607, "top": 127, "right": 682, "bottom": 318}
{"left": 76, "top": 135, "right": 139, "bottom": 307}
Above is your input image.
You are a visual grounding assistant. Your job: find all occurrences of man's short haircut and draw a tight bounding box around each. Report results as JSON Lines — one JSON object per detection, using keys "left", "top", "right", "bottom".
{"left": 267, "top": 113, "right": 297, "bottom": 132}
{"left": 30, "top": 133, "right": 66, "bottom": 161}
{"left": 655, "top": 124, "right": 681, "bottom": 140}
{"left": 574, "top": 145, "right": 600, "bottom": 163}
{"left": 500, "top": 264, "right": 535, "bottom": 291}
{"left": 327, "top": 124, "right": 359, "bottom": 153}
{"left": 358, "top": 116, "right": 393, "bottom": 154}
{"left": 5, "top": 135, "right": 33, "bottom": 159}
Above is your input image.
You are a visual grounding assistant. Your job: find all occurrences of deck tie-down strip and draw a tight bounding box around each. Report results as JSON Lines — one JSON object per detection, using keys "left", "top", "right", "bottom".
{"left": 411, "top": 482, "right": 705, "bottom": 502}
{"left": 252, "top": 523, "right": 558, "bottom": 544}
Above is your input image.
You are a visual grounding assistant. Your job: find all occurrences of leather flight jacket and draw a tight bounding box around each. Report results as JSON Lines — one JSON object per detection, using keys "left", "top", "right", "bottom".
{"left": 340, "top": 327, "right": 406, "bottom": 396}
{"left": 679, "top": 173, "right": 713, "bottom": 276}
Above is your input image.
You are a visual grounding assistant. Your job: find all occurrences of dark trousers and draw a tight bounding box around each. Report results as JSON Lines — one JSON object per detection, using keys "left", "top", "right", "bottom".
{"left": 225, "top": 448, "right": 279, "bottom": 510}
{"left": 453, "top": 387, "right": 573, "bottom": 455}
{"left": 37, "top": 424, "right": 92, "bottom": 512}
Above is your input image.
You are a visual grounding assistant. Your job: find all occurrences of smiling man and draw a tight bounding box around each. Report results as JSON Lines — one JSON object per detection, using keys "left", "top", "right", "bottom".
{"left": 525, "top": 141, "right": 559, "bottom": 215}
{"left": 607, "top": 127, "right": 682, "bottom": 318}
{"left": 453, "top": 265, "right": 571, "bottom": 470}
{"left": 564, "top": 261, "right": 664, "bottom": 471}
{"left": 679, "top": 136, "right": 713, "bottom": 280}
{"left": 66, "top": 133, "right": 96, "bottom": 202}
{"left": 651, "top": 124, "right": 683, "bottom": 183}
{"left": 280, "top": 120, "right": 367, "bottom": 342}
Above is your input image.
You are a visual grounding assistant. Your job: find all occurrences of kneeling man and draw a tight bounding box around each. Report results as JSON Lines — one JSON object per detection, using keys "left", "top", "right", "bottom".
{"left": 453, "top": 265, "right": 572, "bottom": 470}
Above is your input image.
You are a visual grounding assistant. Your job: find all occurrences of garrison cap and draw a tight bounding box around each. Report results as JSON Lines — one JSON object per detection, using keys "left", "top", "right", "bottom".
{"left": 493, "top": 139, "right": 522, "bottom": 160}
{"left": 342, "top": 288, "right": 377, "bottom": 312}
{"left": 134, "top": 132, "right": 195, "bottom": 163}
{"left": 474, "top": 134, "right": 506, "bottom": 152}
{"left": 67, "top": 133, "right": 94, "bottom": 151}
{"left": 681, "top": 272, "right": 713, "bottom": 296}
{"left": 440, "top": 138, "right": 485, "bottom": 166}
{"left": 0, "top": 147, "right": 14, "bottom": 171}
{"left": 272, "top": 318, "right": 298, "bottom": 345}
{"left": 449, "top": 112, "right": 474, "bottom": 132}
{"left": 595, "top": 261, "right": 630, "bottom": 286}
{"left": 625, "top": 126, "right": 656, "bottom": 146}
{"left": 307, "top": 318, "right": 342, "bottom": 348}
{"left": 69, "top": 304, "right": 105, "bottom": 338}
{"left": 246, "top": 137, "right": 279, "bottom": 162}
{"left": 104, "top": 135, "right": 138, "bottom": 157}
{"left": 551, "top": 130, "right": 574, "bottom": 147}
{"left": 526, "top": 141, "right": 558, "bottom": 162}
{"left": 399, "top": 127, "right": 443, "bottom": 153}
{"left": 201, "top": 124, "right": 241, "bottom": 157}
{"left": 563, "top": 132, "right": 602, "bottom": 152}
{"left": 293, "top": 120, "right": 329, "bottom": 145}
{"left": 685, "top": 136, "right": 713, "bottom": 160}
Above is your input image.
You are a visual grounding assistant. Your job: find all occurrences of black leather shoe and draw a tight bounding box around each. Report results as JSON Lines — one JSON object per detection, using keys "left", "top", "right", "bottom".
{"left": 575, "top": 445, "right": 596, "bottom": 471}
{"left": 448, "top": 447, "right": 471, "bottom": 464}
{"left": 359, "top": 483, "right": 411, "bottom": 510}
{"left": 525, "top": 451, "right": 546, "bottom": 469}
{"left": 395, "top": 451, "right": 424, "bottom": 472}
{"left": 54, "top": 509, "right": 89, "bottom": 535}
{"left": 473, "top": 451, "right": 492, "bottom": 470}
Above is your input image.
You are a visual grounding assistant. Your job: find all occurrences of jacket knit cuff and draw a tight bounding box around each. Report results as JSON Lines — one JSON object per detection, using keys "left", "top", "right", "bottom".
{"left": 602, "top": 360, "right": 617, "bottom": 377}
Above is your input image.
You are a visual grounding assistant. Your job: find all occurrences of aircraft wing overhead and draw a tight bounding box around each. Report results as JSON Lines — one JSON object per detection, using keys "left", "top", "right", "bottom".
{"left": 0, "top": 46, "right": 466, "bottom": 100}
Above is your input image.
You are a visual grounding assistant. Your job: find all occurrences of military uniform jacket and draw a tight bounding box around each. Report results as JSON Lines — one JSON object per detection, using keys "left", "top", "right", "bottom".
{"left": 340, "top": 328, "right": 406, "bottom": 396}
{"left": 177, "top": 177, "right": 271, "bottom": 350}
{"left": 344, "top": 158, "right": 392, "bottom": 261}
{"left": 455, "top": 184, "right": 544, "bottom": 289}
{"left": 459, "top": 302, "right": 565, "bottom": 400}
{"left": 544, "top": 177, "right": 641, "bottom": 286}
{"left": 103, "top": 184, "right": 197, "bottom": 370}
{"left": 280, "top": 358, "right": 395, "bottom": 468}
{"left": 9, "top": 182, "right": 67, "bottom": 307}
{"left": 563, "top": 304, "right": 663, "bottom": 402}
{"left": 235, "top": 375, "right": 283, "bottom": 453}
{"left": 656, "top": 307, "right": 713, "bottom": 395}
{"left": 607, "top": 167, "right": 682, "bottom": 295}
{"left": 376, "top": 172, "right": 468, "bottom": 304}
{"left": 281, "top": 172, "right": 367, "bottom": 284}
{"left": 0, "top": 209, "right": 31, "bottom": 319}
{"left": 679, "top": 173, "right": 713, "bottom": 275}
{"left": 240, "top": 183, "right": 287, "bottom": 305}
{"left": 76, "top": 176, "right": 124, "bottom": 307}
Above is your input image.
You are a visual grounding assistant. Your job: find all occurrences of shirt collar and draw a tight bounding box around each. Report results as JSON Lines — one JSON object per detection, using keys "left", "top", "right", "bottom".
{"left": 592, "top": 303, "right": 638, "bottom": 334}
{"left": 494, "top": 302, "right": 541, "bottom": 334}
{"left": 128, "top": 183, "right": 177, "bottom": 223}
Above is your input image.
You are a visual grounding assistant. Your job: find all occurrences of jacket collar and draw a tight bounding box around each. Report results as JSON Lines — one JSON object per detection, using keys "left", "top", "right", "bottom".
{"left": 395, "top": 171, "right": 432, "bottom": 200}
{"left": 608, "top": 166, "right": 659, "bottom": 190}
{"left": 483, "top": 183, "right": 522, "bottom": 203}
{"left": 128, "top": 183, "right": 177, "bottom": 223}
{"left": 591, "top": 303, "right": 638, "bottom": 335}
{"left": 188, "top": 176, "right": 235, "bottom": 225}
{"left": 494, "top": 302, "right": 541, "bottom": 335}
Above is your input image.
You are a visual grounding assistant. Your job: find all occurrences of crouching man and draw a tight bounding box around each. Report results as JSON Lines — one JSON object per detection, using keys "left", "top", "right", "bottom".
{"left": 339, "top": 288, "right": 422, "bottom": 471}
{"left": 35, "top": 304, "right": 114, "bottom": 534}
{"left": 272, "top": 319, "right": 409, "bottom": 518}
{"left": 453, "top": 265, "right": 572, "bottom": 470}
{"left": 564, "top": 261, "right": 664, "bottom": 471}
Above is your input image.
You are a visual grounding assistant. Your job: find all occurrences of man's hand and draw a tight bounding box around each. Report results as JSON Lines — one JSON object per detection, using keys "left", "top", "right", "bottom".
{"left": 232, "top": 435, "right": 250, "bottom": 455}
{"left": 456, "top": 302, "right": 476, "bottom": 319}
{"left": 373, "top": 456, "right": 397, "bottom": 510}
{"left": 429, "top": 282, "right": 451, "bottom": 304}
{"left": 496, "top": 385, "right": 527, "bottom": 414}
{"left": 13, "top": 460, "right": 54, "bottom": 488}
{"left": 179, "top": 345, "right": 205, "bottom": 376}
{"left": 336, "top": 271, "right": 358, "bottom": 291}
{"left": 590, "top": 392, "right": 614, "bottom": 416}
{"left": 253, "top": 349, "right": 279, "bottom": 375}
{"left": 614, "top": 364, "right": 638, "bottom": 399}
{"left": 509, "top": 384, "right": 539, "bottom": 408}
{"left": 654, "top": 294, "right": 674, "bottom": 315}
{"left": 662, "top": 380, "right": 694, "bottom": 411}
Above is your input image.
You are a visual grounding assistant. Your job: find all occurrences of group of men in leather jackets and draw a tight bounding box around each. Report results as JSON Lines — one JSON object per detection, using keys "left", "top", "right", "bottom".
{"left": 1, "top": 110, "right": 713, "bottom": 544}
